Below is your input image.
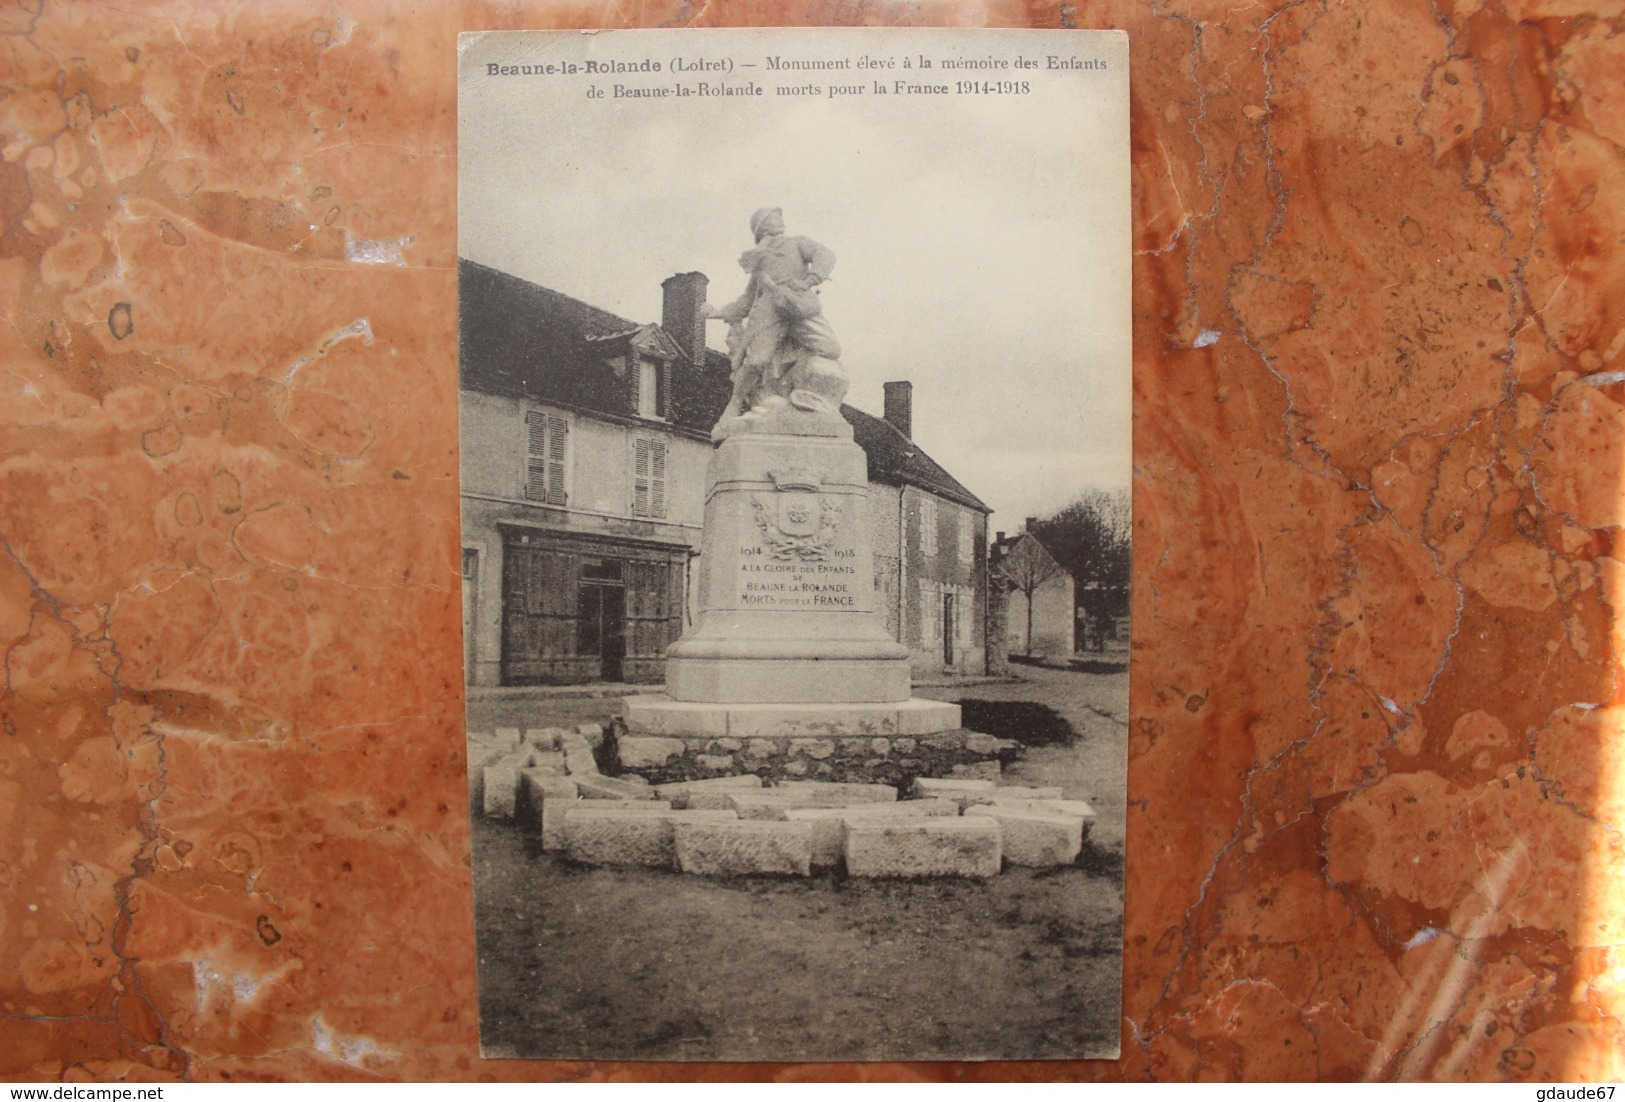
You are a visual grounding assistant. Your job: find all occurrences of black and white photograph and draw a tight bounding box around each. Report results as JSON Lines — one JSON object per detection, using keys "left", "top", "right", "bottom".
{"left": 456, "top": 27, "right": 1131, "bottom": 1062}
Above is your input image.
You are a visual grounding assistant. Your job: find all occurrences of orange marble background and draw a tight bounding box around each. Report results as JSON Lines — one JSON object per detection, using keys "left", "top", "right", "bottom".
{"left": 2, "top": 0, "right": 1621, "bottom": 1083}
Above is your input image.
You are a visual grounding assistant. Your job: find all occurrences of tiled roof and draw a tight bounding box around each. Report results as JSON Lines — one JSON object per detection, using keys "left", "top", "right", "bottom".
{"left": 459, "top": 258, "right": 988, "bottom": 511}
{"left": 459, "top": 258, "right": 732, "bottom": 435}
{"left": 989, "top": 530, "right": 1065, "bottom": 572}
{"left": 842, "top": 404, "right": 990, "bottom": 514}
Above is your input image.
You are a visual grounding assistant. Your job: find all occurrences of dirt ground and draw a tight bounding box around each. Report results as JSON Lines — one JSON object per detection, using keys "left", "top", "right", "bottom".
{"left": 469, "top": 666, "right": 1127, "bottom": 1062}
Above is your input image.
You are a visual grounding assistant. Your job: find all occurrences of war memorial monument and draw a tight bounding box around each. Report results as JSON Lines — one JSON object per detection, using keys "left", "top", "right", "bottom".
{"left": 473, "top": 210, "right": 1097, "bottom": 883}
{"left": 617, "top": 207, "right": 1000, "bottom": 783}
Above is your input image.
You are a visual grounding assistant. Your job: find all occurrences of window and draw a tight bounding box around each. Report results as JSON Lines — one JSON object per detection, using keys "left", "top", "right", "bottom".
{"left": 580, "top": 558, "right": 623, "bottom": 581}
{"left": 958, "top": 509, "right": 974, "bottom": 564}
{"left": 628, "top": 355, "right": 667, "bottom": 419}
{"left": 920, "top": 580, "right": 939, "bottom": 645}
{"left": 919, "top": 495, "right": 937, "bottom": 558}
{"left": 637, "top": 361, "right": 659, "bottom": 418}
{"left": 632, "top": 435, "right": 668, "bottom": 518}
{"left": 525, "top": 410, "right": 569, "bottom": 505}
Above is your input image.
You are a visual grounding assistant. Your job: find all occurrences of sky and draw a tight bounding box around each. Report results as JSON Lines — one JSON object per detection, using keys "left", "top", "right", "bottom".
{"left": 458, "top": 28, "right": 1130, "bottom": 530}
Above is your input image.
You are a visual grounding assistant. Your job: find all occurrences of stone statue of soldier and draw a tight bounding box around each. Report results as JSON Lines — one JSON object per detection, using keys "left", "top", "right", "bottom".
{"left": 707, "top": 207, "right": 850, "bottom": 438}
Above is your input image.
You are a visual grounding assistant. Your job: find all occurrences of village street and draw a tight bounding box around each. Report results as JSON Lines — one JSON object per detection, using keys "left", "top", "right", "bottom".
{"left": 468, "top": 665, "right": 1128, "bottom": 1061}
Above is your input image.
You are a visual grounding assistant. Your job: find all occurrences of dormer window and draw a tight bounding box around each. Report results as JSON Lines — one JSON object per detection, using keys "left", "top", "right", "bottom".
{"left": 600, "top": 325, "right": 679, "bottom": 422}
{"left": 587, "top": 326, "right": 678, "bottom": 421}
{"left": 636, "top": 358, "right": 659, "bottom": 418}
{"left": 626, "top": 353, "right": 669, "bottom": 420}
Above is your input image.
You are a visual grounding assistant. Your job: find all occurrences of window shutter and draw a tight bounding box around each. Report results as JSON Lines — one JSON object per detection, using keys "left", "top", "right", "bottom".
{"left": 633, "top": 437, "right": 651, "bottom": 516}
{"left": 627, "top": 356, "right": 642, "bottom": 414}
{"left": 525, "top": 411, "right": 548, "bottom": 502}
{"left": 658, "top": 360, "right": 672, "bottom": 419}
{"left": 525, "top": 412, "right": 569, "bottom": 505}
{"left": 651, "top": 438, "right": 667, "bottom": 518}
{"left": 546, "top": 415, "right": 568, "bottom": 505}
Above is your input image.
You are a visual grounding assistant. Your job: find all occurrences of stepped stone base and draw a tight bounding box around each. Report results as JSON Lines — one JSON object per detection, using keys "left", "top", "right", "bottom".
{"left": 623, "top": 696, "right": 961, "bottom": 740}
{"left": 616, "top": 696, "right": 1017, "bottom": 785}
{"left": 728, "top": 783, "right": 897, "bottom": 819}
{"left": 560, "top": 807, "right": 736, "bottom": 868}
{"left": 470, "top": 731, "right": 1098, "bottom": 880}
{"left": 674, "top": 820, "right": 815, "bottom": 877}
{"left": 784, "top": 800, "right": 959, "bottom": 867}
{"left": 653, "top": 774, "right": 763, "bottom": 809}
{"left": 666, "top": 656, "right": 911, "bottom": 705}
{"left": 985, "top": 796, "right": 1099, "bottom": 827}
{"left": 520, "top": 775, "right": 580, "bottom": 849}
{"left": 615, "top": 725, "right": 1018, "bottom": 786}
{"left": 844, "top": 818, "right": 1003, "bottom": 879}
{"left": 965, "top": 805, "right": 1085, "bottom": 867}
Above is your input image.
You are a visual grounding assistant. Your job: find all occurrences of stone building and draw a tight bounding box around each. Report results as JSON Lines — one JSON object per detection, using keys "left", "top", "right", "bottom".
{"left": 861, "top": 381, "right": 992, "bottom": 677}
{"left": 990, "top": 526, "right": 1076, "bottom": 660}
{"left": 459, "top": 259, "right": 992, "bottom": 686}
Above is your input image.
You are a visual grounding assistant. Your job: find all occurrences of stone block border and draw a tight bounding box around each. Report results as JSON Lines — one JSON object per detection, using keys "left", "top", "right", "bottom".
{"left": 471, "top": 734, "right": 1098, "bottom": 880}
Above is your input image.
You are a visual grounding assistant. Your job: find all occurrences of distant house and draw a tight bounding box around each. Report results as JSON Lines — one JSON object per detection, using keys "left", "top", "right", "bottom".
{"left": 990, "top": 526, "right": 1075, "bottom": 660}
{"left": 458, "top": 259, "right": 992, "bottom": 686}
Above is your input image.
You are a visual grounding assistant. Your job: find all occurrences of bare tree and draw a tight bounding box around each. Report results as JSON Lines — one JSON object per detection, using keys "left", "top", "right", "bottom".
{"left": 996, "top": 534, "right": 1066, "bottom": 656}
{"left": 1031, "top": 488, "right": 1131, "bottom": 649}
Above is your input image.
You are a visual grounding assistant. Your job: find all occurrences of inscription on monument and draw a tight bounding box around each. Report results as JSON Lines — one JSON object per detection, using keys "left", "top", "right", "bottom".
{"left": 737, "top": 545, "right": 859, "bottom": 609}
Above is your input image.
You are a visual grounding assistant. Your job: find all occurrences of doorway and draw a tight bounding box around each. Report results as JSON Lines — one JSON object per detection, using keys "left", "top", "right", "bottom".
{"left": 499, "top": 532, "right": 682, "bottom": 685}
{"left": 942, "top": 591, "right": 956, "bottom": 668}
{"left": 577, "top": 559, "right": 627, "bottom": 682}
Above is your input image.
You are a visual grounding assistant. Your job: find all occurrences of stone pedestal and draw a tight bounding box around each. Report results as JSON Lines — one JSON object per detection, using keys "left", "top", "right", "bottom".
{"left": 617, "top": 406, "right": 991, "bottom": 783}
{"left": 666, "top": 411, "right": 909, "bottom": 704}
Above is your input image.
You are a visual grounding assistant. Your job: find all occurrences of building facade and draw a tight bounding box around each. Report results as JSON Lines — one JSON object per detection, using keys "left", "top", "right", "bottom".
{"left": 459, "top": 259, "right": 992, "bottom": 686}
{"left": 860, "top": 382, "right": 992, "bottom": 677}
{"left": 990, "top": 527, "right": 1076, "bottom": 660}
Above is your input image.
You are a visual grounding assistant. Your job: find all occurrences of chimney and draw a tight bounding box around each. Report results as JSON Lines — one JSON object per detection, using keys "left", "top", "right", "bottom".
{"left": 883, "top": 380, "right": 913, "bottom": 439}
{"left": 661, "top": 271, "right": 709, "bottom": 369}
{"left": 995, "top": 531, "right": 1005, "bottom": 544}
{"left": 1025, "top": 516, "right": 1038, "bottom": 533}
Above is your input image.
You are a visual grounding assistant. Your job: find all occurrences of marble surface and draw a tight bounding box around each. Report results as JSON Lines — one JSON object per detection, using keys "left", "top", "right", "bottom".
{"left": 2, "top": 0, "right": 1622, "bottom": 1084}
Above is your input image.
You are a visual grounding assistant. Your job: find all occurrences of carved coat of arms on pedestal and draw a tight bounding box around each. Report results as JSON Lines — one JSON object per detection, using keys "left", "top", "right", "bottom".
{"left": 751, "top": 492, "right": 843, "bottom": 561}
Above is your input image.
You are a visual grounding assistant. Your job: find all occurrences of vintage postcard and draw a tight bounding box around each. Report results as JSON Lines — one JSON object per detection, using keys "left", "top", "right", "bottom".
{"left": 457, "top": 27, "right": 1130, "bottom": 1061}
